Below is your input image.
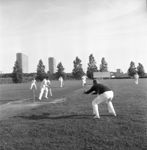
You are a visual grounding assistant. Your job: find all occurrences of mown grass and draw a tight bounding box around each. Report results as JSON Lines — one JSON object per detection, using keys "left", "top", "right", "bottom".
{"left": 0, "top": 79, "right": 147, "bottom": 150}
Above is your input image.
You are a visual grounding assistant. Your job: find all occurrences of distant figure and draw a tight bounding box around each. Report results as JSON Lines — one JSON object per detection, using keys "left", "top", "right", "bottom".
{"left": 30, "top": 78, "right": 37, "bottom": 101}
{"left": 39, "top": 77, "right": 51, "bottom": 100}
{"left": 59, "top": 76, "right": 64, "bottom": 88}
{"left": 30, "top": 78, "right": 37, "bottom": 90}
{"left": 134, "top": 73, "right": 139, "bottom": 85}
{"left": 81, "top": 75, "right": 87, "bottom": 87}
{"left": 84, "top": 79, "right": 116, "bottom": 119}
{"left": 46, "top": 78, "right": 52, "bottom": 97}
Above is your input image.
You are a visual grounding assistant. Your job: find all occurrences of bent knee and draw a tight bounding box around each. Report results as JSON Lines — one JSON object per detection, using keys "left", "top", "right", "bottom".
{"left": 92, "top": 100, "right": 97, "bottom": 105}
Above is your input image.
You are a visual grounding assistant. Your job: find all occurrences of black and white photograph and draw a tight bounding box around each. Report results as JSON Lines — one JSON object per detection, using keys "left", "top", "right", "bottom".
{"left": 0, "top": 0, "right": 147, "bottom": 149}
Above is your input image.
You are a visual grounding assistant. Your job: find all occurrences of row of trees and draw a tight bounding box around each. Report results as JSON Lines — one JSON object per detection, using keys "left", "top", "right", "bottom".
{"left": 87, "top": 55, "right": 108, "bottom": 79}
{"left": 12, "top": 54, "right": 145, "bottom": 83}
{"left": 35, "top": 55, "right": 108, "bottom": 81}
{"left": 11, "top": 54, "right": 108, "bottom": 83}
{"left": 127, "top": 61, "right": 145, "bottom": 77}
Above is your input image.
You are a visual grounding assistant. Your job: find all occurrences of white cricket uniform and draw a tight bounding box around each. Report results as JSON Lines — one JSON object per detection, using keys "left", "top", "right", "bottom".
{"left": 39, "top": 79, "right": 48, "bottom": 100}
{"left": 59, "top": 77, "right": 64, "bottom": 87}
{"left": 82, "top": 75, "right": 87, "bottom": 87}
{"left": 47, "top": 79, "right": 52, "bottom": 96}
{"left": 30, "top": 79, "right": 37, "bottom": 90}
{"left": 134, "top": 73, "right": 139, "bottom": 84}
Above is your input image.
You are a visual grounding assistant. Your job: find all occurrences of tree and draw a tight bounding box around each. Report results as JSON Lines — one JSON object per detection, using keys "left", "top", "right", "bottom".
{"left": 99, "top": 57, "right": 108, "bottom": 72}
{"left": 56, "top": 62, "right": 65, "bottom": 79}
{"left": 127, "top": 61, "right": 136, "bottom": 77}
{"left": 87, "top": 54, "right": 98, "bottom": 79}
{"left": 137, "top": 63, "right": 145, "bottom": 77}
{"left": 72, "top": 57, "right": 84, "bottom": 79}
{"left": 12, "top": 60, "right": 23, "bottom": 83}
{"left": 36, "top": 59, "right": 46, "bottom": 81}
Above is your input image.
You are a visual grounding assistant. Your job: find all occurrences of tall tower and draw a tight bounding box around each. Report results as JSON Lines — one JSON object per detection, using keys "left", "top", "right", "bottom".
{"left": 16, "top": 53, "right": 28, "bottom": 73}
{"left": 48, "top": 57, "right": 56, "bottom": 74}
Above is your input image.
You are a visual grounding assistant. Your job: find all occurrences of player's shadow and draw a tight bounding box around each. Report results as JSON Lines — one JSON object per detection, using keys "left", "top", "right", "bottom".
{"left": 16, "top": 113, "right": 93, "bottom": 120}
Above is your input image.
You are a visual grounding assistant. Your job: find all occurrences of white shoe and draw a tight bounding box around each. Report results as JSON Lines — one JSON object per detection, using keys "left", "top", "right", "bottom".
{"left": 93, "top": 115, "right": 100, "bottom": 119}
{"left": 109, "top": 112, "right": 117, "bottom": 116}
{"left": 114, "top": 113, "right": 117, "bottom": 117}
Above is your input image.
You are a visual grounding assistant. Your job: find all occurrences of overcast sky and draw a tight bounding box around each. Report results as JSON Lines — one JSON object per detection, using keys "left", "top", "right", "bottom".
{"left": 0, "top": 0, "right": 147, "bottom": 73}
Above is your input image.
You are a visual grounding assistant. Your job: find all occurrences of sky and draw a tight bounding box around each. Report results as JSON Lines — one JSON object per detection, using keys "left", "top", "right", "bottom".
{"left": 0, "top": 0, "right": 147, "bottom": 73}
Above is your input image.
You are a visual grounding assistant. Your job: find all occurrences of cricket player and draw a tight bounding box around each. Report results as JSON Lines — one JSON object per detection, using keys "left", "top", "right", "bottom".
{"left": 81, "top": 75, "right": 87, "bottom": 87}
{"left": 134, "top": 72, "right": 139, "bottom": 85}
{"left": 59, "top": 76, "right": 64, "bottom": 88}
{"left": 46, "top": 78, "right": 52, "bottom": 97}
{"left": 84, "top": 79, "right": 116, "bottom": 119}
{"left": 30, "top": 78, "right": 37, "bottom": 90}
{"left": 39, "top": 77, "right": 50, "bottom": 100}
{"left": 30, "top": 78, "right": 37, "bottom": 101}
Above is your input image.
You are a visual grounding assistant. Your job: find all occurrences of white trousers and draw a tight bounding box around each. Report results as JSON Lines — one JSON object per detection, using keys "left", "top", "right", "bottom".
{"left": 92, "top": 91, "right": 116, "bottom": 118}
{"left": 30, "top": 84, "right": 37, "bottom": 90}
{"left": 135, "top": 78, "right": 139, "bottom": 84}
{"left": 49, "top": 88, "right": 52, "bottom": 97}
{"left": 60, "top": 81, "right": 63, "bottom": 87}
{"left": 82, "top": 81, "right": 86, "bottom": 87}
{"left": 39, "top": 87, "right": 48, "bottom": 100}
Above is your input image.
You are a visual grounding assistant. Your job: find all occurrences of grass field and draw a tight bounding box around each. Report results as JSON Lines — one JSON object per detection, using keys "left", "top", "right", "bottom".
{"left": 0, "top": 79, "right": 147, "bottom": 150}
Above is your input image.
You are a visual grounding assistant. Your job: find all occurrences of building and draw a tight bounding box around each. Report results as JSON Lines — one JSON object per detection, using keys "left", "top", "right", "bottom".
{"left": 16, "top": 53, "right": 28, "bottom": 73}
{"left": 115, "top": 69, "right": 123, "bottom": 77}
{"left": 111, "top": 69, "right": 128, "bottom": 78}
{"left": 116, "top": 69, "right": 123, "bottom": 74}
{"left": 93, "top": 72, "right": 111, "bottom": 79}
{"left": 48, "top": 57, "right": 56, "bottom": 74}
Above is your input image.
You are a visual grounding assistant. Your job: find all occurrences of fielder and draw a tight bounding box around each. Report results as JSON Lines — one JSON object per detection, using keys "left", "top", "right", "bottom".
{"left": 81, "top": 75, "right": 87, "bottom": 87}
{"left": 59, "top": 76, "right": 64, "bottom": 88}
{"left": 84, "top": 79, "right": 116, "bottom": 119}
{"left": 47, "top": 77, "right": 53, "bottom": 97}
{"left": 30, "top": 78, "right": 37, "bottom": 101}
{"left": 134, "top": 73, "right": 139, "bottom": 85}
{"left": 39, "top": 77, "right": 52, "bottom": 100}
{"left": 30, "top": 78, "right": 37, "bottom": 90}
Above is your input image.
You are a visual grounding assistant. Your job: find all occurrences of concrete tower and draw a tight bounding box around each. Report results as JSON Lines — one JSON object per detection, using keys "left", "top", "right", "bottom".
{"left": 48, "top": 57, "right": 56, "bottom": 74}
{"left": 16, "top": 53, "right": 28, "bottom": 73}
